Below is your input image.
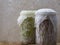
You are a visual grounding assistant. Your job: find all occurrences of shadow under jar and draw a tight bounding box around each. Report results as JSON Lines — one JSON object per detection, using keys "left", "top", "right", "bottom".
{"left": 17, "top": 10, "right": 36, "bottom": 45}
{"left": 35, "top": 9, "right": 57, "bottom": 45}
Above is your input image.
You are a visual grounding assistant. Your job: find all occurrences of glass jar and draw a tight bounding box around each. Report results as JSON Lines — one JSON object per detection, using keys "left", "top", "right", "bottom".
{"left": 17, "top": 10, "right": 36, "bottom": 45}
{"left": 35, "top": 9, "right": 57, "bottom": 45}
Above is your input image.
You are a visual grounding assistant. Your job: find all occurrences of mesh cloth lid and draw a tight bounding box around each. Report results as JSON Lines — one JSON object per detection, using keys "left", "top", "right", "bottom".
{"left": 35, "top": 9, "right": 56, "bottom": 15}
{"left": 20, "top": 10, "right": 36, "bottom": 16}
{"left": 17, "top": 10, "right": 36, "bottom": 25}
{"left": 35, "top": 9, "right": 57, "bottom": 27}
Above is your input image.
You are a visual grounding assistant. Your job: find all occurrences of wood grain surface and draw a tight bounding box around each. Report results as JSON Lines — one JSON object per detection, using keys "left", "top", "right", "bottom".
{"left": 0, "top": 42, "right": 59, "bottom": 45}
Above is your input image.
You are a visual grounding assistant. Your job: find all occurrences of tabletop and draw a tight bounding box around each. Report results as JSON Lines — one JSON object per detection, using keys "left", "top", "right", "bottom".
{"left": 0, "top": 42, "right": 59, "bottom": 45}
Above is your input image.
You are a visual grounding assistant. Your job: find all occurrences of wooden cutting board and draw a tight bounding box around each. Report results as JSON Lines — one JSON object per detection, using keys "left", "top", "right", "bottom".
{"left": 57, "top": 43, "right": 60, "bottom": 45}
{"left": 0, "top": 42, "right": 59, "bottom": 45}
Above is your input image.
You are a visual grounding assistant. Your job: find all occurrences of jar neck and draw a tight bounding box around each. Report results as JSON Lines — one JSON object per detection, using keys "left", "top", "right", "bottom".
{"left": 20, "top": 10, "right": 36, "bottom": 17}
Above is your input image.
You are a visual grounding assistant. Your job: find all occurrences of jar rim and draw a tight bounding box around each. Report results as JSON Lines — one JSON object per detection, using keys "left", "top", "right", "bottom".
{"left": 20, "top": 10, "right": 36, "bottom": 15}
{"left": 35, "top": 9, "right": 56, "bottom": 15}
